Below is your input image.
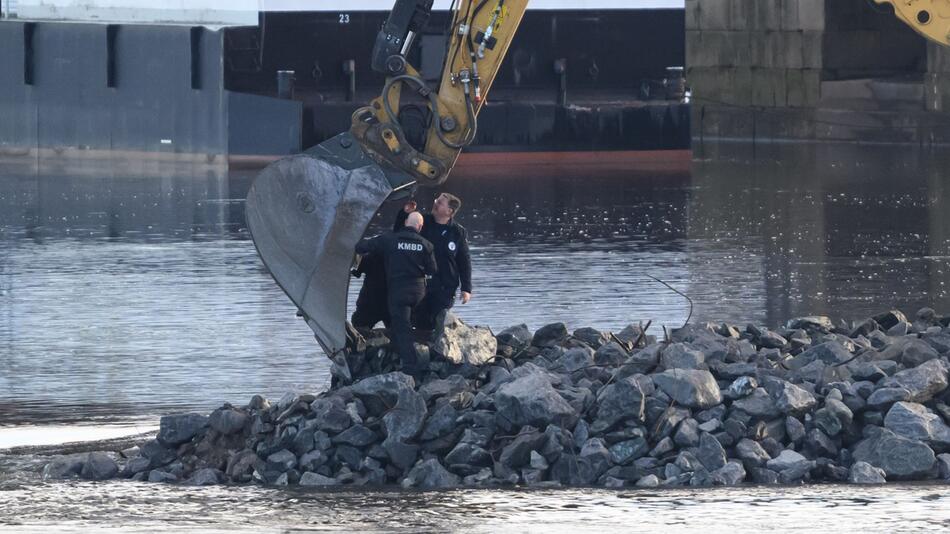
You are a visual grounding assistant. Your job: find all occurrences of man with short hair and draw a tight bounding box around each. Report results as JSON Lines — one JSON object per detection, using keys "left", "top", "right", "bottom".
{"left": 355, "top": 211, "right": 437, "bottom": 373}
{"left": 395, "top": 192, "right": 472, "bottom": 330}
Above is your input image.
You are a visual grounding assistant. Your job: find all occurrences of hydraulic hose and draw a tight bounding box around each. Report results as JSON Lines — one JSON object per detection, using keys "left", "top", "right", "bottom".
{"left": 381, "top": 74, "right": 477, "bottom": 149}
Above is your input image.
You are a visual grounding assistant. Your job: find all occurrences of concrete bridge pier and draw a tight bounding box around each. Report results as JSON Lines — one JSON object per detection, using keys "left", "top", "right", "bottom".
{"left": 687, "top": 0, "right": 950, "bottom": 146}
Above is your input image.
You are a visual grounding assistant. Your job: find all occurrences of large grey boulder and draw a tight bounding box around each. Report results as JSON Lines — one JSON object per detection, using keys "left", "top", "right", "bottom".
{"left": 785, "top": 416, "right": 806, "bottom": 444}
{"left": 899, "top": 339, "right": 940, "bottom": 367}
{"left": 732, "top": 388, "right": 781, "bottom": 419}
{"left": 557, "top": 346, "right": 595, "bottom": 373}
{"left": 697, "top": 432, "right": 727, "bottom": 471}
{"left": 531, "top": 322, "right": 569, "bottom": 348}
{"left": 383, "top": 391, "right": 427, "bottom": 444}
{"left": 652, "top": 369, "right": 722, "bottom": 409}
{"left": 419, "top": 375, "right": 472, "bottom": 404}
{"left": 884, "top": 402, "right": 950, "bottom": 449}
{"left": 609, "top": 438, "right": 649, "bottom": 465}
{"left": 227, "top": 449, "right": 263, "bottom": 481}
{"left": 592, "top": 376, "right": 646, "bottom": 432}
{"left": 382, "top": 439, "right": 419, "bottom": 471}
{"left": 140, "top": 439, "right": 176, "bottom": 469}
{"left": 43, "top": 454, "right": 87, "bottom": 479}
{"left": 814, "top": 398, "right": 854, "bottom": 437}
{"left": 310, "top": 398, "right": 352, "bottom": 434}
{"left": 80, "top": 452, "right": 118, "bottom": 481}
{"left": 444, "top": 443, "right": 492, "bottom": 467}
{"left": 787, "top": 316, "right": 834, "bottom": 333}
{"left": 332, "top": 424, "right": 377, "bottom": 448}
{"left": 350, "top": 372, "right": 415, "bottom": 414}
{"left": 866, "top": 387, "right": 912, "bottom": 410}
{"left": 711, "top": 461, "right": 746, "bottom": 486}
{"left": 431, "top": 312, "right": 498, "bottom": 366}
{"left": 852, "top": 428, "right": 936, "bottom": 479}
{"left": 494, "top": 372, "right": 578, "bottom": 429}
{"left": 157, "top": 413, "right": 208, "bottom": 446}
{"left": 660, "top": 343, "right": 705, "bottom": 370}
{"left": 788, "top": 341, "right": 852, "bottom": 370}
{"left": 849, "top": 461, "right": 887, "bottom": 484}
{"left": 402, "top": 458, "right": 461, "bottom": 489}
{"left": 735, "top": 438, "right": 771, "bottom": 468}
{"left": 496, "top": 324, "right": 531, "bottom": 351}
{"left": 766, "top": 449, "right": 808, "bottom": 472}
{"left": 764, "top": 379, "right": 817, "bottom": 415}
{"left": 674, "top": 418, "right": 701, "bottom": 447}
{"left": 578, "top": 438, "right": 613, "bottom": 484}
{"left": 266, "top": 449, "right": 297, "bottom": 472}
{"left": 574, "top": 327, "right": 611, "bottom": 350}
{"left": 938, "top": 453, "right": 950, "bottom": 479}
{"left": 419, "top": 402, "right": 460, "bottom": 441}
{"left": 593, "top": 341, "right": 626, "bottom": 366}
{"left": 615, "top": 344, "right": 661, "bottom": 376}
{"left": 805, "top": 429, "right": 837, "bottom": 458}
{"left": 726, "top": 376, "right": 758, "bottom": 399}
{"left": 499, "top": 430, "right": 546, "bottom": 469}
{"left": 209, "top": 407, "right": 248, "bottom": 435}
{"left": 351, "top": 372, "right": 427, "bottom": 443}
{"left": 880, "top": 359, "right": 949, "bottom": 403}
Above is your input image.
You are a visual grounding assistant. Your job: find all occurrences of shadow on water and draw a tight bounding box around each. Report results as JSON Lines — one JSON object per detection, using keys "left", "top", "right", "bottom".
{"left": 2, "top": 143, "right": 950, "bottom": 425}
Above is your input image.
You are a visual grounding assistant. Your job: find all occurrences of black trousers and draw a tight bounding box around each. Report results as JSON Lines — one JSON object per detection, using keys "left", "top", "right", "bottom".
{"left": 351, "top": 282, "right": 390, "bottom": 329}
{"left": 414, "top": 287, "right": 456, "bottom": 330}
{"left": 388, "top": 286, "right": 425, "bottom": 368}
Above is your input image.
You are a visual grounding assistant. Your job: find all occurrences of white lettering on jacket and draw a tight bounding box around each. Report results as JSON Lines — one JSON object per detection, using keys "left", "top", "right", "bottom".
{"left": 397, "top": 242, "right": 423, "bottom": 252}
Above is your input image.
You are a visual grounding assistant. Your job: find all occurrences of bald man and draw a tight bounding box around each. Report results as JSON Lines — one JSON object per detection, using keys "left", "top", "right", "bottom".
{"left": 355, "top": 211, "right": 437, "bottom": 374}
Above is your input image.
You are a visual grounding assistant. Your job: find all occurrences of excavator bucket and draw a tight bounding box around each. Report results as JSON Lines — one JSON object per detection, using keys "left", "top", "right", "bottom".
{"left": 245, "top": 132, "right": 406, "bottom": 359}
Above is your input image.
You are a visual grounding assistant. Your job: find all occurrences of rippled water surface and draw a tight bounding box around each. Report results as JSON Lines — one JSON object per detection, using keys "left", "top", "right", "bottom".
{"left": 0, "top": 479, "right": 948, "bottom": 533}
{"left": 3, "top": 143, "right": 950, "bottom": 531}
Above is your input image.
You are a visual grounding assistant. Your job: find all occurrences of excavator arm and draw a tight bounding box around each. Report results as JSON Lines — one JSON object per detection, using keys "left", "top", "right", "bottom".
{"left": 353, "top": 0, "right": 528, "bottom": 186}
{"left": 245, "top": 0, "right": 528, "bottom": 361}
{"left": 876, "top": 0, "right": 950, "bottom": 45}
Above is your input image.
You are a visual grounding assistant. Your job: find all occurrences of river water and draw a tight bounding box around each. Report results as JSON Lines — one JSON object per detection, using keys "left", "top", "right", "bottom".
{"left": 1, "top": 143, "right": 950, "bottom": 531}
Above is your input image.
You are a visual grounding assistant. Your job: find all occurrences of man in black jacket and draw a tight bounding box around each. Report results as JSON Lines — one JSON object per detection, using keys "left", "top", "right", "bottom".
{"left": 350, "top": 253, "right": 389, "bottom": 329}
{"left": 355, "top": 211, "right": 437, "bottom": 373}
{"left": 395, "top": 193, "right": 472, "bottom": 330}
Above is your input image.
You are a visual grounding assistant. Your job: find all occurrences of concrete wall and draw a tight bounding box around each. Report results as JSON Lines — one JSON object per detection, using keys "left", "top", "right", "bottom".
{"left": 686, "top": 0, "right": 824, "bottom": 108}
{"left": 0, "top": 21, "right": 304, "bottom": 158}
{"left": 0, "top": 21, "right": 229, "bottom": 157}
{"left": 688, "top": 0, "right": 950, "bottom": 144}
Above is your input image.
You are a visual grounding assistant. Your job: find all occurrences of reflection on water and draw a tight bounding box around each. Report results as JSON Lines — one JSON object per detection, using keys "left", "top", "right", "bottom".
{"left": 1, "top": 144, "right": 950, "bottom": 425}
{"left": 0, "top": 477, "right": 948, "bottom": 533}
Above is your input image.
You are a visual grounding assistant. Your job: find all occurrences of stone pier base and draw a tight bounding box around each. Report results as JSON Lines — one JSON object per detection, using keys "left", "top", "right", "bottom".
{"left": 687, "top": 0, "right": 950, "bottom": 144}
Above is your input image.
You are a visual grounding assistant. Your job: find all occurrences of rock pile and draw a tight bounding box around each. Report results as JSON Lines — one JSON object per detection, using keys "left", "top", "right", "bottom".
{"left": 44, "top": 308, "right": 950, "bottom": 489}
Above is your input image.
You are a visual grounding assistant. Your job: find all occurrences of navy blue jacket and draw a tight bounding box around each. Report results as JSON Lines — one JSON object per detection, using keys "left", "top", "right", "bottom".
{"left": 356, "top": 227, "right": 437, "bottom": 290}
{"left": 395, "top": 210, "right": 472, "bottom": 293}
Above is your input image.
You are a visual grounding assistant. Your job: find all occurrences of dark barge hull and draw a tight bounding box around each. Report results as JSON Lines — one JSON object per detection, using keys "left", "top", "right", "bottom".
{"left": 0, "top": 9, "right": 688, "bottom": 162}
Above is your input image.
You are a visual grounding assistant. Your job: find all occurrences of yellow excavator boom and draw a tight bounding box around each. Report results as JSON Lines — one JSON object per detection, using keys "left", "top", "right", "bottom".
{"left": 876, "top": 0, "right": 950, "bottom": 45}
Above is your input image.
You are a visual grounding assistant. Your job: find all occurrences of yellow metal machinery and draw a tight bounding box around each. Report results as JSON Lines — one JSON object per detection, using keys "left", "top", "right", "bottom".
{"left": 351, "top": 0, "right": 528, "bottom": 187}
{"left": 876, "top": 0, "right": 950, "bottom": 45}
